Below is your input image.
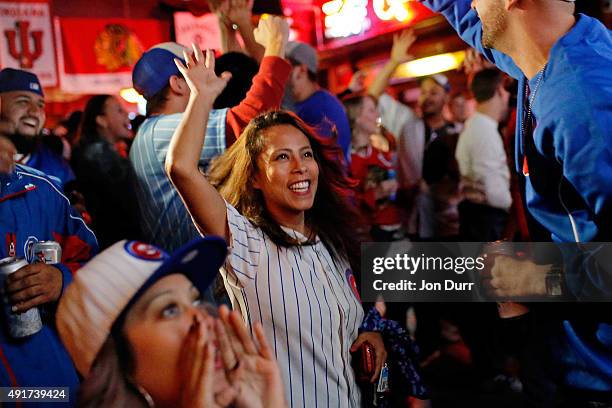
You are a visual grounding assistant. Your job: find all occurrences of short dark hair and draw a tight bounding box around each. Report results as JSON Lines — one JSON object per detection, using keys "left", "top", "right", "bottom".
{"left": 306, "top": 69, "right": 317, "bottom": 83}
{"left": 145, "top": 85, "right": 171, "bottom": 117}
{"left": 470, "top": 68, "right": 504, "bottom": 103}
{"left": 214, "top": 52, "right": 259, "bottom": 109}
{"left": 144, "top": 72, "right": 184, "bottom": 116}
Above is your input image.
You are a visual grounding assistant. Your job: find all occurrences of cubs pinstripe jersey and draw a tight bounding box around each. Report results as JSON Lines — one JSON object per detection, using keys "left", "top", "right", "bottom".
{"left": 129, "top": 109, "right": 228, "bottom": 252}
{"left": 221, "top": 202, "right": 363, "bottom": 408}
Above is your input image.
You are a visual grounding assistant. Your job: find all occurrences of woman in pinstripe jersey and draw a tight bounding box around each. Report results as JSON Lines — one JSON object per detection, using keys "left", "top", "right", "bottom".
{"left": 166, "top": 43, "right": 387, "bottom": 407}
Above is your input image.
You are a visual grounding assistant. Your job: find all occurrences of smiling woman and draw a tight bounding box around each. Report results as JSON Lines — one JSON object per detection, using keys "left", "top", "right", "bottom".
{"left": 206, "top": 112, "right": 358, "bottom": 255}
{"left": 165, "top": 45, "right": 388, "bottom": 407}
{"left": 70, "top": 95, "right": 142, "bottom": 249}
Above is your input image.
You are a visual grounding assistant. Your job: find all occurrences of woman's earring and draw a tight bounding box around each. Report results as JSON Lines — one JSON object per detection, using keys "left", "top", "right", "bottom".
{"left": 131, "top": 380, "right": 155, "bottom": 408}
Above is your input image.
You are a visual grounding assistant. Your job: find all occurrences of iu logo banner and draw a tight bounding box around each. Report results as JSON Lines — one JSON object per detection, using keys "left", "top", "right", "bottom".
{"left": 54, "top": 17, "right": 168, "bottom": 94}
{"left": 0, "top": 0, "right": 57, "bottom": 87}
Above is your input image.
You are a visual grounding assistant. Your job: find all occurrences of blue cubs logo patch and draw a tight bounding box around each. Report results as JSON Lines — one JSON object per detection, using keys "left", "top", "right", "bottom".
{"left": 346, "top": 269, "right": 361, "bottom": 302}
{"left": 124, "top": 241, "right": 167, "bottom": 261}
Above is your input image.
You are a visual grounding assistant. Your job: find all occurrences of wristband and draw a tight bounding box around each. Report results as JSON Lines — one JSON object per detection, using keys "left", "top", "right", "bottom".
{"left": 545, "top": 265, "right": 564, "bottom": 297}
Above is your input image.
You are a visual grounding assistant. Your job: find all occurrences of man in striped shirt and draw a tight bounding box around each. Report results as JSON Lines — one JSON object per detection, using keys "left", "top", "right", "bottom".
{"left": 129, "top": 20, "right": 291, "bottom": 253}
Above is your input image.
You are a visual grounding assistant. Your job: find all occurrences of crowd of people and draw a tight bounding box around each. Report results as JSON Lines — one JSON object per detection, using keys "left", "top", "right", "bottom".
{"left": 0, "top": 0, "right": 611, "bottom": 406}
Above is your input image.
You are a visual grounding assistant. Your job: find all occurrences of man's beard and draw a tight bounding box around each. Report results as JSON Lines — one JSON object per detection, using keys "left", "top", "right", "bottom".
{"left": 481, "top": 3, "right": 508, "bottom": 49}
{"left": 421, "top": 103, "right": 444, "bottom": 119}
{"left": 7, "top": 132, "right": 38, "bottom": 155}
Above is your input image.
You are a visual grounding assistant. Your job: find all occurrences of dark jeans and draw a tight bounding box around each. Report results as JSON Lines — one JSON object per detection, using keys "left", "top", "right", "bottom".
{"left": 459, "top": 201, "right": 509, "bottom": 242}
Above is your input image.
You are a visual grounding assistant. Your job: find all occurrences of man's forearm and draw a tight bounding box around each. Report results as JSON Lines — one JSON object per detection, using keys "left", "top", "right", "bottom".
{"left": 219, "top": 22, "right": 242, "bottom": 54}
{"left": 369, "top": 60, "right": 399, "bottom": 99}
{"left": 237, "top": 22, "right": 265, "bottom": 62}
{"left": 225, "top": 56, "right": 291, "bottom": 142}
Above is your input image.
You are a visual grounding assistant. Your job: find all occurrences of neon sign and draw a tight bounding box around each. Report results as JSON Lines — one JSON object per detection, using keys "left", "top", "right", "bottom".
{"left": 321, "top": 0, "right": 371, "bottom": 39}
{"left": 373, "top": 0, "right": 415, "bottom": 22}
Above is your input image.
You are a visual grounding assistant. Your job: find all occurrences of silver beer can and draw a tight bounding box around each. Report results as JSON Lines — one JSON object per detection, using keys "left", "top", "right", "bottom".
{"left": 30, "top": 241, "right": 62, "bottom": 264}
{"left": 0, "top": 257, "right": 43, "bottom": 338}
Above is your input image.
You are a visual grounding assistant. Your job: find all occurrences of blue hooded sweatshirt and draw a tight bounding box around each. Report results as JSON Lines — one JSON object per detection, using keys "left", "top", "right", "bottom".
{"left": 418, "top": 0, "right": 612, "bottom": 397}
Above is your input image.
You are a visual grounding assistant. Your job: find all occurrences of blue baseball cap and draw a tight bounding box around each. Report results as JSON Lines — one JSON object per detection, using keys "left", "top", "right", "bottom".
{"left": 0, "top": 68, "right": 44, "bottom": 97}
{"left": 121, "top": 236, "right": 227, "bottom": 320}
{"left": 132, "top": 42, "right": 187, "bottom": 99}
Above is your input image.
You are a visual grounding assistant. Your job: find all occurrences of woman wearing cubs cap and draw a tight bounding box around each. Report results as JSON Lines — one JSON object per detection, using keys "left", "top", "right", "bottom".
{"left": 56, "top": 237, "right": 287, "bottom": 408}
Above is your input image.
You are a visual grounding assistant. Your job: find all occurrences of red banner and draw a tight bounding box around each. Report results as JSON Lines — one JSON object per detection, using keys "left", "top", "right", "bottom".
{"left": 174, "top": 12, "right": 222, "bottom": 53}
{"left": 0, "top": 0, "right": 57, "bottom": 86}
{"left": 54, "top": 17, "right": 169, "bottom": 94}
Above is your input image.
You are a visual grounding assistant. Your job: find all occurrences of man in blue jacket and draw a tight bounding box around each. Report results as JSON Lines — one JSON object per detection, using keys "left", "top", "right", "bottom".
{"left": 415, "top": 0, "right": 612, "bottom": 404}
{"left": 0, "top": 68, "right": 75, "bottom": 189}
{"left": 0, "top": 125, "right": 98, "bottom": 403}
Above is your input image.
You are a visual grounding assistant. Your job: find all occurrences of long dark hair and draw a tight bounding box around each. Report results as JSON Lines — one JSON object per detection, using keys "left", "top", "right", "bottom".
{"left": 77, "top": 94, "right": 112, "bottom": 146}
{"left": 78, "top": 332, "right": 150, "bottom": 408}
{"left": 208, "top": 110, "right": 363, "bottom": 272}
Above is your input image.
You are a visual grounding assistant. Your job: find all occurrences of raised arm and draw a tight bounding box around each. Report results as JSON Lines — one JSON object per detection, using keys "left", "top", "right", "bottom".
{"left": 227, "top": 0, "right": 265, "bottom": 63}
{"left": 213, "top": 0, "right": 243, "bottom": 54}
{"left": 165, "top": 46, "right": 232, "bottom": 240}
{"left": 368, "top": 29, "right": 416, "bottom": 99}
{"left": 224, "top": 15, "right": 290, "bottom": 143}
{"left": 416, "top": 0, "right": 521, "bottom": 78}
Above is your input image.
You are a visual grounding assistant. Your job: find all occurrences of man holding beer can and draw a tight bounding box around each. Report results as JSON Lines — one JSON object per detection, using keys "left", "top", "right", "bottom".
{"left": 0, "top": 115, "right": 98, "bottom": 401}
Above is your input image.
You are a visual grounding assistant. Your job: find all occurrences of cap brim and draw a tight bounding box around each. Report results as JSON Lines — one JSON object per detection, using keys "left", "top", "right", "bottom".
{"left": 113, "top": 236, "right": 227, "bottom": 330}
{"left": 419, "top": 75, "right": 451, "bottom": 93}
{"left": 143, "top": 235, "right": 227, "bottom": 294}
